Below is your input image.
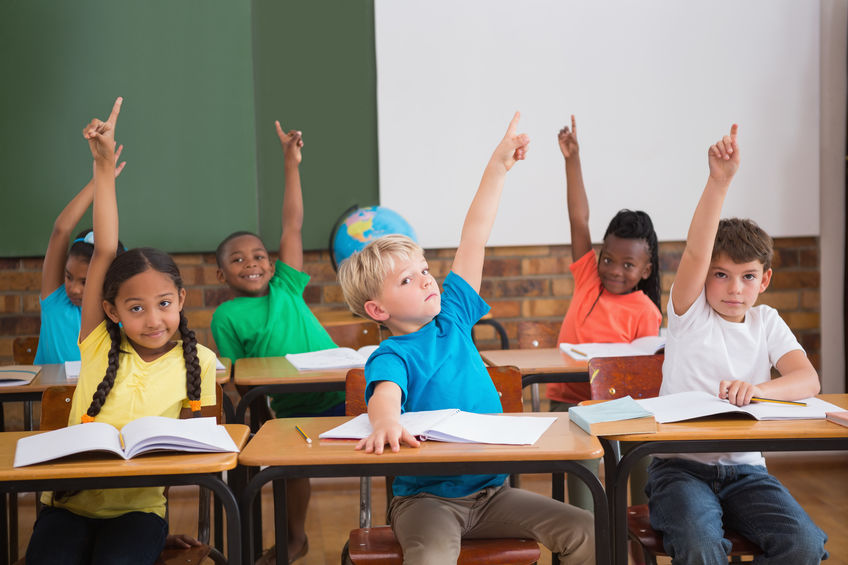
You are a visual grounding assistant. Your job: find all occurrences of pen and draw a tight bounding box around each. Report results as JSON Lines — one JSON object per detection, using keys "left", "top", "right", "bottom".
{"left": 589, "top": 368, "right": 599, "bottom": 383}
{"left": 570, "top": 347, "right": 587, "bottom": 357}
{"left": 750, "top": 397, "right": 807, "bottom": 407}
{"left": 295, "top": 424, "right": 312, "bottom": 444}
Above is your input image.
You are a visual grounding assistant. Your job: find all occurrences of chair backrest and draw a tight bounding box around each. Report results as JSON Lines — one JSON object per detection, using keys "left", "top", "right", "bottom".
{"left": 516, "top": 321, "right": 558, "bottom": 349}
{"left": 13, "top": 336, "right": 39, "bottom": 364}
{"left": 587, "top": 354, "right": 664, "bottom": 400}
{"left": 325, "top": 320, "right": 382, "bottom": 350}
{"left": 345, "top": 365, "right": 524, "bottom": 416}
{"left": 40, "top": 383, "right": 225, "bottom": 430}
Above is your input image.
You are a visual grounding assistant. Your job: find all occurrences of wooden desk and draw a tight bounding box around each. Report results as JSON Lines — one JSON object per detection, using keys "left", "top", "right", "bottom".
{"left": 238, "top": 414, "right": 611, "bottom": 565}
{"left": 233, "top": 356, "right": 350, "bottom": 429}
{"left": 480, "top": 348, "right": 589, "bottom": 411}
{"left": 0, "top": 424, "right": 250, "bottom": 565}
{"left": 601, "top": 393, "right": 848, "bottom": 565}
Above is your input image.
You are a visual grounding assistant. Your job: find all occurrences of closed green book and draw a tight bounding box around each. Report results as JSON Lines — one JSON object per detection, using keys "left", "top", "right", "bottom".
{"left": 568, "top": 396, "right": 657, "bottom": 436}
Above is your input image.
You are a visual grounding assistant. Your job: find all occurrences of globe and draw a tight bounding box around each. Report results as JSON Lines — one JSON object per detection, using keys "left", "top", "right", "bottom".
{"left": 331, "top": 205, "right": 417, "bottom": 268}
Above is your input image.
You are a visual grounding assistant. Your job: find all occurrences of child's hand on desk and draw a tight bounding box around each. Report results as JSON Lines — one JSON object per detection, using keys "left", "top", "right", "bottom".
{"left": 557, "top": 114, "right": 579, "bottom": 159}
{"left": 707, "top": 123, "right": 740, "bottom": 184}
{"left": 356, "top": 421, "right": 421, "bottom": 455}
{"left": 719, "top": 379, "right": 762, "bottom": 406}
{"left": 275, "top": 120, "right": 304, "bottom": 165}
{"left": 164, "top": 534, "right": 202, "bottom": 549}
{"left": 489, "top": 111, "right": 530, "bottom": 173}
{"left": 83, "top": 96, "right": 122, "bottom": 163}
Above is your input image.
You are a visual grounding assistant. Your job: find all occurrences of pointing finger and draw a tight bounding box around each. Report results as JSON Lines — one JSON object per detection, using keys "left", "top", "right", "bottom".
{"left": 729, "top": 123, "right": 738, "bottom": 140}
{"left": 505, "top": 111, "right": 521, "bottom": 136}
{"left": 570, "top": 114, "right": 577, "bottom": 135}
{"left": 107, "top": 97, "right": 123, "bottom": 125}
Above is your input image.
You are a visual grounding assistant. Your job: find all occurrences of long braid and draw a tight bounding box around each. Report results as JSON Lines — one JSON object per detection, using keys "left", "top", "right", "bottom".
{"left": 179, "top": 311, "right": 202, "bottom": 417}
{"left": 83, "top": 318, "right": 123, "bottom": 421}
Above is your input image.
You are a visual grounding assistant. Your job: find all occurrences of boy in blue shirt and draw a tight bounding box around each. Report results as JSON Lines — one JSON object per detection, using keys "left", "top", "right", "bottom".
{"left": 649, "top": 124, "right": 827, "bottom": 563}
{"left": 338, "top": 113, "right": 594, "bottom": 565}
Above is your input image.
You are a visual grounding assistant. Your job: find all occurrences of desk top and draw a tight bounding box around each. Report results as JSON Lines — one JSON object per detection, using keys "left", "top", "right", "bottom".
{"left": 0, "top": 424, "right": 249, "bottom": 481}
{"left": 1, "top": 361, "right": 234, "bottom": 393}
{"left": 239, "top": 413, "right": 602, "bottom": 467}
{"left": 480, "top": 348, "right": 587, "bottom": 374}
{"left": 603, "top": 394, "right": 848, "bottom": 442}
{"left": 233, "top": 356, "right": 350, "bottom": 386}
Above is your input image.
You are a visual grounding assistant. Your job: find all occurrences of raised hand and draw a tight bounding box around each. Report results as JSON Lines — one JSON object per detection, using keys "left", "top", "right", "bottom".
{"left": 708, "top": 123, "right": 740, "bottom": 184}
{"left": 82, "top": 97, "right": 122, "bottom": 163}
{"left": 491, "top": 111, "right": 530, "bottom": 172}
{"left": 275, "top": 120, "right": 304, "bottom": 165}
{"left": 558, "top": 114, "right": 579, "bottom": 159}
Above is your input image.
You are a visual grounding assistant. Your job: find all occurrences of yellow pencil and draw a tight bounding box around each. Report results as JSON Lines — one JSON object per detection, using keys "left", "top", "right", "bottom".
{"left": 750, "top": 397, "right": 807, "bottom": 407}
{"left": 570, "top": 347, "right": 588, "bottom": 357}
{"left": 295, "top": 424, "right": 313, "bottom": 444}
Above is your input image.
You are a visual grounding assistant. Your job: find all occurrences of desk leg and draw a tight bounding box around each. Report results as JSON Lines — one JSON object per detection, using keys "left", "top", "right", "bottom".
{"left": 566, "top": 462, "right": 612, "bottom": 565}
{"left": 1, "top": 492, "right": 8, "bottom": 565}
{"left": 273, "top": 480, "right": 288, "bottom": 565}
{"left": 611, "top": 442, "right": 652, "bottom": 565}
{"left": 531, "top": 383, "right": 541, "bottom": 412}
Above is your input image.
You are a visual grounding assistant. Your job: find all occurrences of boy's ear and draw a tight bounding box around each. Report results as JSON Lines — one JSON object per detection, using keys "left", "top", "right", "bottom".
{"left": 103, "top": 301, "right": 120, "bottom": 324}
{"left": 216, "top": 268, "right": 227, "bottom": 284}
{"left": 364, "top": 299, "right": 390, "bottom": 323}
{"left": 759, "top": 268, "right": 773, "bottom": 293}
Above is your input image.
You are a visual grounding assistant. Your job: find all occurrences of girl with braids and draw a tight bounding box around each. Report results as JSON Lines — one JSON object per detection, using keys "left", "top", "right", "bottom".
{"left": 34, "top": 152, "right": 126, "bottom": 365}
{"left": 547, "top": 116, "right": 662, "bottom": 522}
{"left": 26, "top": 98, "right": 217, "bottom": 565}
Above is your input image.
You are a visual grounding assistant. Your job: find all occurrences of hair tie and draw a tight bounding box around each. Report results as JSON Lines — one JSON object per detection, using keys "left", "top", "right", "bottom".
{"left": 81, "top": 414, "right": 95, "bottom": 423}
{"left": 189, "top": 400, "right": 202, "bottom": 413}
{"left": 72, "top": 232, "right": 95, "bottom": 245}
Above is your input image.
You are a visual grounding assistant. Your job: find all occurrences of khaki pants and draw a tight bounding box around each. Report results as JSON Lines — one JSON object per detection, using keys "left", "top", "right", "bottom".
{"left": 389, "top": 483, "right": 595, "bottom": 565}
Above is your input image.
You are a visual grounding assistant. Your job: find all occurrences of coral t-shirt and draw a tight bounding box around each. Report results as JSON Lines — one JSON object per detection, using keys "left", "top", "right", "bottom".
{"left": 547, "top": 250, "right": 661, "bottom": 404}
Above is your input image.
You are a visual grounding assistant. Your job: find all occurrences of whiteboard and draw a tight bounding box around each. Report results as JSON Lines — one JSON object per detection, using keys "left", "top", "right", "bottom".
{"left": 375, "top": 1, "right": 820, "bottom": 248}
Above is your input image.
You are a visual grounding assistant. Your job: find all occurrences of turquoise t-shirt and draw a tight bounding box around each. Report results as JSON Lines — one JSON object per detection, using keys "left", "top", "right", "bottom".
{"left": 211, "top": 260, "right": 344, "bottom": 417}
{"left": 34, "top": 286, "right": 81, "bottom": 365}
{"left": 365, "top": 272, "right": 507, "bottom": 498}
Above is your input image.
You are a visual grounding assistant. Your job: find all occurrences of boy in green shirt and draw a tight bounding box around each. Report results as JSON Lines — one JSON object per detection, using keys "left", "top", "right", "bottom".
{"left": 212, "top": 121, "right": 340, "bottom": 563}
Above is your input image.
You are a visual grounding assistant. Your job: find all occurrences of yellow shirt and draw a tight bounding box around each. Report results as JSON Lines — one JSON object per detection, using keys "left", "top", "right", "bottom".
{"left": 43, "top": 320, "right": 217, "bottom": 519}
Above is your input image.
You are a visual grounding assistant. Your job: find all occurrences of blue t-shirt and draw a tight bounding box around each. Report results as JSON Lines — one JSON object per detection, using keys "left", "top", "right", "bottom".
{"left": 34, "top": 286, "right": 81, "bottom": 365}
{"left": 365, "top": 271, "right": 507, "bottom": 498}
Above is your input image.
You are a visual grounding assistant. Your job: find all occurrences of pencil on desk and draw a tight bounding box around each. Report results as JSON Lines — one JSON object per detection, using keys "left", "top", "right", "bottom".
{"left": 295, "top": 424, "right": 312, "bottom": 444}
{"left": 750, "top": 397, "right": 807, "bottom": 407}
{"left": 570, "top": 347, "right": 587, "bottom": 357}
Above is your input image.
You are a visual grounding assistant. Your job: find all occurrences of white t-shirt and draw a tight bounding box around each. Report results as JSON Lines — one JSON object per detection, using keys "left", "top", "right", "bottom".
{"left": 660, "top": 285, "right": 802, "bottom": 466}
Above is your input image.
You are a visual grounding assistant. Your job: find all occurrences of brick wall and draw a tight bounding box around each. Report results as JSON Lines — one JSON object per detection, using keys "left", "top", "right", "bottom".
{"left": 0, "top": 237, "right": 821, "bottom": 368}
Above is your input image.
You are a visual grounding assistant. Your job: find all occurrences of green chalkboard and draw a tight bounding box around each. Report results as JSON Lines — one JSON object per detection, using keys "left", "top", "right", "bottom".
{"left": 0, "top": 0, "right": 378, "bottom": 257}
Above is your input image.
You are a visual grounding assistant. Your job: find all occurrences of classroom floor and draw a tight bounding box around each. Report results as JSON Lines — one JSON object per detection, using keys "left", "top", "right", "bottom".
{"left": 10, "top": 451, "right": 847, "bottom": 565}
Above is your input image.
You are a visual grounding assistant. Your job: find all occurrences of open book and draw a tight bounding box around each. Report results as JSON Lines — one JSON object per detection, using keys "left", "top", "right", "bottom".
{"left": 568, "top": 396, "right": 657, "bottom": 435}
{"left": 560, "top": 335, "right": 665, "bottom": 360}
{"left": 285, "top": 345, "right": 379, "bottom": 371}
{"left": 13, "top": 416, "right": 239, "bottom": 467}
{"left": 0, "top": 365, "right": 41, "bottom": 387}
{"left": 319, "top": 409, "right": 556, "bottom": 445}
{"left": 636, "top": 391, "right": 844, "bottom": 424}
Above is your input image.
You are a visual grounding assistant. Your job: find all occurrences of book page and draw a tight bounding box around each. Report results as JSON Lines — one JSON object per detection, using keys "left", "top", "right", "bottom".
{"left": 121, "top": 416, "right": 239, "bottom": 458}
{"left": 637, "top": 391, "right": 841, "bottom": 423}
{"left": 422, "top": 412, "right": 556, "bottom": 445}
{"left": 318, "top": 409, "right": 459, "bottom": 440}
{"left": 285, "top": 347, "right": 367, "bottom": 371}
{"left": 14, "top": 422, "right": 124, "bottom": 467}
{"left": 560, "top": 336, "right": 665, "bottom": 360}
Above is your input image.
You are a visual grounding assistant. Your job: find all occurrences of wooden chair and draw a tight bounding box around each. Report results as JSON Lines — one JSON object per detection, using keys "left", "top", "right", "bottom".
{"left": 326, "top": 320, "right": 382, "bottom": 350}
{"left": 516, "top": 320, "right": 559, "bottom": 349}
{"left": 12, "top": 336, "right": 39, "bottom": 365}
{"left": 342, "top": 366, "right": 540, "bottom": 565}
{"left": 23, "top": 384, "right": 228, "bottom": 565}
{"left": 587, "top": 355, "right": 761, "bottom": 565}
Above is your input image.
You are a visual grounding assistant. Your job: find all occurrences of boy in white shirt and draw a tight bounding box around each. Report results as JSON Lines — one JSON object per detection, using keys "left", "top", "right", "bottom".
{"left": 647, "top": 124, "right": 827, "bottom": 563}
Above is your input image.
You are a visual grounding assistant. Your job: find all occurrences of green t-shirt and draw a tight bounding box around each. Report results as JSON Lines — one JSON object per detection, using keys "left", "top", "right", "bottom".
{"left": 211, "top": 260, "right": 344, "bottom": 416}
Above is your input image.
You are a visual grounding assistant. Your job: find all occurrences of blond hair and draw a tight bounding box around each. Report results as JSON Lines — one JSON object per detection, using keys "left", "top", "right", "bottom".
{"left": 337, "top": 234, "right": 424, "bottom": 320}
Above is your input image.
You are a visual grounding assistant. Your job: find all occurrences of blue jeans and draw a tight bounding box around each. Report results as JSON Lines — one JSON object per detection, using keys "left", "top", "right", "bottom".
{"left": 25, "top": 506, "right": 168, "bottom": 565}
{"left": 645, "top": 457, "right": 827, "bottom": 565}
